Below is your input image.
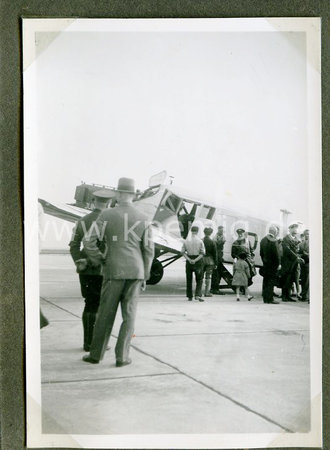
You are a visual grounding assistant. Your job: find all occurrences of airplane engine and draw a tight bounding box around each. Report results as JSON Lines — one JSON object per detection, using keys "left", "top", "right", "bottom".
{"left": 146, "top": 259, "right": 164, "bottom": 285}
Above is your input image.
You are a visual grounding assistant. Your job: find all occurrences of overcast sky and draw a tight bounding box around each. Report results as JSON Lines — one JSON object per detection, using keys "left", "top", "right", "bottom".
{"left": 33, "top": 28, "right": 308, "bottom": 225}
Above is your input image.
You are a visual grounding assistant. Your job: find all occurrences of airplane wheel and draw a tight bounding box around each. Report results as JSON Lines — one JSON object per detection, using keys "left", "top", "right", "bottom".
{"left": 146, "top": 259, "right": 164, "bottom": 285}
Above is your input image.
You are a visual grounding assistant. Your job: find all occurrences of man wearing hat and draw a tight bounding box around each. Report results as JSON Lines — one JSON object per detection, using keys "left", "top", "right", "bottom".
{"left": 82, "top": 178, "right": 154, "bottom": 366}
{"left": 202, "top": 227, "right": 217, "bottom": 297}
{"left": 181, "top": 226, "right": 205, "bottom": 301}
{"left": 69, "top": 190, "right": 112, "bottom": 351}
{"left": 299, "top": 229, "right": 309, "bottom": 302}
{"left": 281, "top": 223, "right": 305, "bottom": 302}
{"left": 211, "top": 225, "right": 226, "bottom": 294}
{"left": 260, "top": 225, "right": 281, "bottom": 304}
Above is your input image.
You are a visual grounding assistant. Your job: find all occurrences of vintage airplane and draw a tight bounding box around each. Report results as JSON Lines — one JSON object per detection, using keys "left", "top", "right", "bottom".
{"left": 39, "top": 171, "right": 289, "bottom": 289}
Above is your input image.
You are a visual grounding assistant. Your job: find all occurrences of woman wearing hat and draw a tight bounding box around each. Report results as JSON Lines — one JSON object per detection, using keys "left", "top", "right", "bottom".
{"left": 231, "top": 228, "right": 256, "bottom": 288}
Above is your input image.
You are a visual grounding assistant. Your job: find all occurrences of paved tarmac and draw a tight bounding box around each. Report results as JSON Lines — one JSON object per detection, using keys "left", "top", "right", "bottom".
{"left": 39, "top": 254, "right": 310, "bottom": 436}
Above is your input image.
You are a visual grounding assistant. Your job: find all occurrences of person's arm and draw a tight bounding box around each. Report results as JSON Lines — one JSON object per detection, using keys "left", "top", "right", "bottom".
{"left": 181, "top": 242, "right": 193, "bottom": 263}
{"left": 283, "top": 237, "right": 304, "bottom": 263}
{"left": 231, "top": 242, "right": 238, "bottom": 259}
{"left": 259, "top": 239, "right": 265, "bottom": 261}
{"left": 248, "top": 240, "right": 255, "bottom": 257}
{"left": 83, "top": 214, "right": 107, "bottom": 267}
{"left": 69, "top": 221, "right": 83, "bottom": 262}
{"left": 141, "top": 224, "right": 155, "bottom": 281}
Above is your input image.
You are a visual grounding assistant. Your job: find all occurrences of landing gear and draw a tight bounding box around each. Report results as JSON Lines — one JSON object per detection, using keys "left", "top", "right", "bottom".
{"left": 146, "top": 259, "right": 164, "bottom": 285}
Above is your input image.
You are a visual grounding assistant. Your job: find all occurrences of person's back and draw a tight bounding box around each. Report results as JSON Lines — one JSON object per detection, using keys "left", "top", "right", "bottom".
{"left": 100, "top": 203, "right": 150, "bottom": 280}
{"left": 82, "top": 178, "right": 154, "bottom": 366}
{"left": 70, "top": 208, "right": 105, "bottom": 275}
{"left": 203, "top": 235, "right": 217, "bottom": 259}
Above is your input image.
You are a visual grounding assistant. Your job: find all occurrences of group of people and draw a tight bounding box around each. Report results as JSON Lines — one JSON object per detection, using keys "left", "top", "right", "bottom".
{"left": 67, "top": 177, "right": 309, "bottom": 366}
{"left": 260, "top": 224, "right": 309, "bottom": 304}
{"left": 181, "top": 223, "right": 309, "bottom": 305}
{"left": 181, "top": 225, "right": 225, "bottom": 301}
{"left": 181, "top": 225, "right": 255, "bottom": 302}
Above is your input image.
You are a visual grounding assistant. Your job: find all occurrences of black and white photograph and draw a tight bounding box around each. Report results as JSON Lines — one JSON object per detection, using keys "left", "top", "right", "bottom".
{"left": 23, "top": 18, "right": 322, "bottom": 448}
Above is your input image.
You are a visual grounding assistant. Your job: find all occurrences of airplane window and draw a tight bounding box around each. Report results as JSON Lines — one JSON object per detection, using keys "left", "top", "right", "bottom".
{"left": 207, "top": 208, "right": 216, "bottom": 220}
{"left": 247, "top": 232, "right": 258, "bottom": 251}
{"left": 163, "top": 193, "right": 181, "bottom": 213}
{"left": 139, "top": 186, "right": 160, "bottom": 200}
{"left": 198, "top": 205, "right": 215, "bottom": 219}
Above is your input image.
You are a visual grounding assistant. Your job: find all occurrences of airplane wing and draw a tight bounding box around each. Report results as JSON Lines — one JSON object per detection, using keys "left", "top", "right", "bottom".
{"left": 38, "top": 199, "right": 88, "bottom": 223}
{"left": 39, "top": 198, "right": 183, "bottom": 254}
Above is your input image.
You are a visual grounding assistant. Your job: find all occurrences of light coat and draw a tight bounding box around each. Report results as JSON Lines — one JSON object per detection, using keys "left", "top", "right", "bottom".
{"left": 84, "top": 202, "right": 154, "bottom": 280}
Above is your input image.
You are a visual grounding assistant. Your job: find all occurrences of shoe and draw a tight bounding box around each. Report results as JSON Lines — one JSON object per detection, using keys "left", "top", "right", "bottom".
{"left": 116, "top": 358, "right": 132, "bottom": 367}
{"left": 82, "top": 355, "right": 99, "bottom": 364}
{"left": 282, "top": 297, "right": 297, "bottom": 302}
{"left": 195, "top": 297, "right": 204, "bottom": 302}
{"left": 236, "top": 298, "right": 240, "bottom": 302}
{"left": 247, "top": 296, "right": 254, "bottom": 301}
{"left": 268, "top": 300, "right": 279, "bottom": 304}
{"left": 187, "top": 298, "right": 193, "bottom": 301}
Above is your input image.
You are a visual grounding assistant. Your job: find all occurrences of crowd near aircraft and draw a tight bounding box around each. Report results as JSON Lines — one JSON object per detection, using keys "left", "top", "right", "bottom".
{"left": 39, "top": 171, "right": 291, "bottom": 288}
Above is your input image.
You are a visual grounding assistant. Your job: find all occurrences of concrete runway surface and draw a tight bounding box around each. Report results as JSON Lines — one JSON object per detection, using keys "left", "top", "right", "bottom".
{"left": 39, "top": 254, "right": 310, "bottom": 436}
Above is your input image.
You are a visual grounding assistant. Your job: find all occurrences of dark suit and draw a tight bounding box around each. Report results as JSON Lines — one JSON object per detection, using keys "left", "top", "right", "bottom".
{"left": 69, "top": 208, "right": 105, "bottom": 350}
{"left": 299, "top": 239, "right": 309, "bottom": 301}
{"left": 211, "top": 233, "right": 225, "bottom": 291}
{"left": 260, "top": 234, "right": 280, "bottom": 303}
{"left": 281, "top": 234, "right": 300, "bottom": 300}
{"left": 84, "top": 202, "right": 154, "bottom": 362}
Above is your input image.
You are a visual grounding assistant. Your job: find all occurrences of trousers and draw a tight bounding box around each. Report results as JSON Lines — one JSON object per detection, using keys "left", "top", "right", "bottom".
{"left": 185, "top": 258, "right": 203, "bottom": 299}
{"left": 79, "top": 274, "right": 103, "bottom": 313}
{"left": 262, "top": 274, "right": 276, "bottom": 303}
{"left": 89, "top": 279, "right": 142, "bottom": 362}
{"left": 211, "top": 260, "right": 223, "bottom": 289}
{"left": 300, "top": 264, "right": 309, "bottom": 301}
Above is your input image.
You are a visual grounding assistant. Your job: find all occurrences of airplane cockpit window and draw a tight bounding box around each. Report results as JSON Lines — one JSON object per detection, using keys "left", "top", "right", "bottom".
{"left": 154, "top": 192, "right": 182, "bottom": 225}
{"left": 197, "top": 205, "right": 216, "bottom": 220}
{"left": 163, "top": 193, "right": 181, "bottom": 213}
{"left": 247, "top": 232, "right": 258, "bottom": 251}
{"left": 138, "top": 185, "right": 161, "bottom": 200}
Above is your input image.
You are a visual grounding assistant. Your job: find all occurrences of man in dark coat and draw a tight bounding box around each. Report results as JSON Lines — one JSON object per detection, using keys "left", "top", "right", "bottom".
{"left": 211, "top": 225, "right": 225, "bottom": 294}
{"left": 202, "top": 227, "right": 217, "bottom": 297}
{"left": 299, "top": 229, "right": 309, "bottom": 302}
{"left": 82, "top": 178, "right": 154, "bottom": 366}
{"left": 281, "top": 223, "right": 305, "bottom": 302}
{"left": 260, "top": 225, "right": 281, "bottom": 304}
{"left": 69, "top": 190, "right": 112, "bottom": 351}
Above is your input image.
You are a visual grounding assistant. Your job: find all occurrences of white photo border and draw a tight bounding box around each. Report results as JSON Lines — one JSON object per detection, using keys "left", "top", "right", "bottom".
{"left": 23, "top": 17, "right": 322, "bottom": 449}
